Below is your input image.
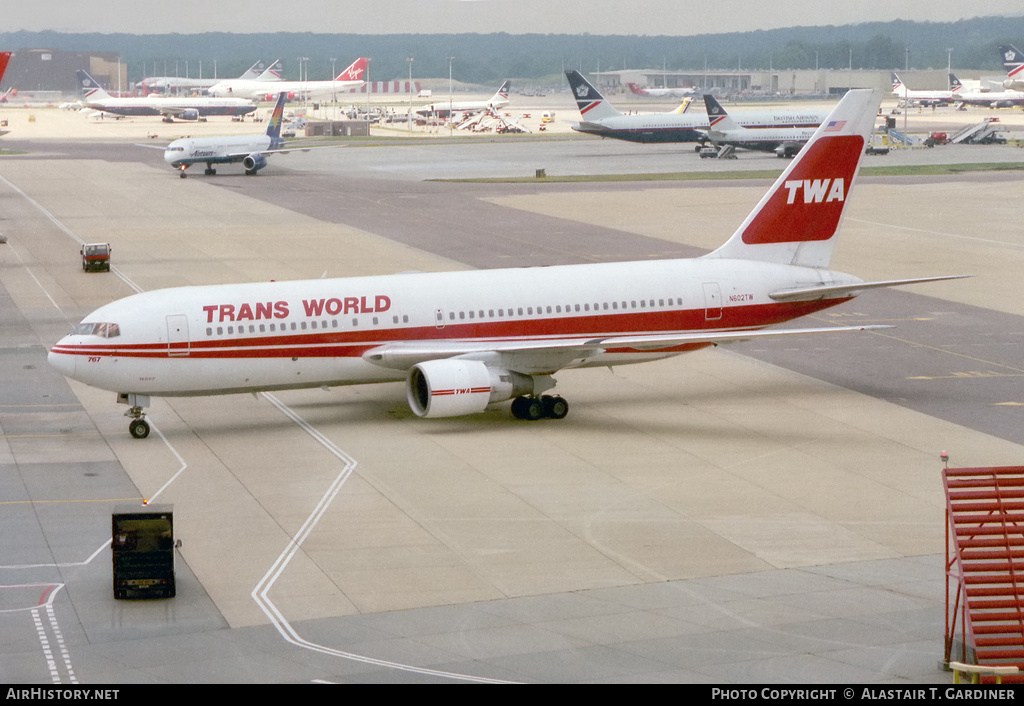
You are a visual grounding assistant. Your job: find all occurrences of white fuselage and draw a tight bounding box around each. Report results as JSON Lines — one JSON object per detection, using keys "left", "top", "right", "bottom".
{"left": 208, "top": 78, "right": 361, "bottom": 102}
{"left": 48, "top": 257, "right": 855, "bottom": 399}
{"left": 164, "top": 134, "right": 275, "bottom": 167}
{"left": 708, "top": 126, "right": 817, "bottom": 152}
{"left": 956, "top": 88, "right": 1024, "bottom": 107}
{"left": 573, "top": 107, "right": 829, "bottom": 143}
{"left": 82, "top": 95, "right": 257, "bottom": 118}
{"left": 417, "top": 97, "right": 509, "bottom": 117}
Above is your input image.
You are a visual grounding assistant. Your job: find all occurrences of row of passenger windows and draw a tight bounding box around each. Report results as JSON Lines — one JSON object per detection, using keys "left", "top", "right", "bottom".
{"left": 206, "top": 315, "right": 410, "bottom": 337}
{"left": 448, "top": 298, "right": 682, "bottom": 321}
{"left": 204, "top": 298, "right": 683, "bottom": 337}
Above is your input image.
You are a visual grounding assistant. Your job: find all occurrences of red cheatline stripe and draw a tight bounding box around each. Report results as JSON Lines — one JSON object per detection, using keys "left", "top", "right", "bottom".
{"left": 431, "top": 388, "right": 490, "bottom": 397}
{"left": 50, "top": 299, "right": 846, "bottom": 361}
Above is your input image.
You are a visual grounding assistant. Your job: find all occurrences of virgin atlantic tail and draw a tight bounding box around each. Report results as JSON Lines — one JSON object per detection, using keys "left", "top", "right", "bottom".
{"left": 705, "top": 88, "right": 880, "bottom": 269}
{"left": 0, "top": 52, "right": 11, "bottom": 88}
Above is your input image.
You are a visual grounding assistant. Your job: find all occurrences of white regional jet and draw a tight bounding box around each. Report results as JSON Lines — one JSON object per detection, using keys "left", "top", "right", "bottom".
{"left": 161, "top": 92, "right": 327, "bottom": 178}
{"left": 49, "top": 89, "right": 965, "bottom": 439}
{"left": 207, "top": 57, "right": 367, "bottom": 102}
{"left": 704, "top": 95, "right": 815, "bottom": 157}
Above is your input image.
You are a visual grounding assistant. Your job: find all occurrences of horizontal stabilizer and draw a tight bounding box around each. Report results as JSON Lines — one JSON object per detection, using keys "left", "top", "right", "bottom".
{"left": 769, "top": 275, "right": 972, "bottom": 302}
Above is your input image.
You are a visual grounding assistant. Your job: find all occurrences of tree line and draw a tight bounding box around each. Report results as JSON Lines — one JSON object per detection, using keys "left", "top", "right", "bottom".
{"left": 3, "top": 15, "right": 1024, "bottom": 86}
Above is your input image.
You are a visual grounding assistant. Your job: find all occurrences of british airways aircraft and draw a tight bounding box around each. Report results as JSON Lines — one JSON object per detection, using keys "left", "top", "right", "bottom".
{"left": 76, "top": 69, "right": 256, "bottom": 121}
{"left": 999, "top": 44, "right": 1024, "bottom": 92}
{"left": 565, "top": 70, "right": 828, "bottom": 144}
{"left": 48, "top": 89, "right": 964, "bottom": 439}
{"left": 704, "top": 95, "right": 815, "bottom": 157}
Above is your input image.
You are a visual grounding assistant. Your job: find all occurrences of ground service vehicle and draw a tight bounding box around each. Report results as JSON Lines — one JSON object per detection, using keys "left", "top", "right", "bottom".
{"left": 81, "top": 243, "right": 111, "bottom": 272}
{"left": 111, "top": 505, "right": 176, "bottom": 599}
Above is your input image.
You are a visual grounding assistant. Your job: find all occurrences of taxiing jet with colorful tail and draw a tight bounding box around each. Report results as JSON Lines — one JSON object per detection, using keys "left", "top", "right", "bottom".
{"left": 159, "top": 92, "right": 330, "bottom": 178}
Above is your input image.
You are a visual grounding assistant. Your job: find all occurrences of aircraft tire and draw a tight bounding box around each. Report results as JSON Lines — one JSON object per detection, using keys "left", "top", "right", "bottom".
{"left": 542, "top": 395, "right": 569, "bottom": 420}
{"left": 511, "top": 396, "right": 545, "bottom": 420}
{"left": 129, "top": 419, "right": 150, "bottom": 439}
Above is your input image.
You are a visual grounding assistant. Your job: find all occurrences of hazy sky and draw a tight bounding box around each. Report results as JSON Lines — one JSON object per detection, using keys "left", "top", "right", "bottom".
{"left": 6, "top": 0, "right": 1024, "bottom": 35}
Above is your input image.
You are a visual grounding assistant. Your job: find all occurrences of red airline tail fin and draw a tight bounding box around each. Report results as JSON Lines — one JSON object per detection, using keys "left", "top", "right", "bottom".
{"left": 336, "top": 57, "right": 368, "bottom": 82}
{"left": 705, "top": 88, "right": 880, "bottom": 268}
{"left": 0, "top": 53, "right": 11, "bottom": 87}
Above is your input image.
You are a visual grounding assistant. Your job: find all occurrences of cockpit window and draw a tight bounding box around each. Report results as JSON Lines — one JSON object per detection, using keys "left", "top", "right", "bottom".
{"left": 73, "top": 322, "right": 120, "bottom": 338}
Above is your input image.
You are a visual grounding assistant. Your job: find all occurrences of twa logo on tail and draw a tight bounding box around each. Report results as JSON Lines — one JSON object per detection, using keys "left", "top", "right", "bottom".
{"left": 707, "top": 88, "right": 881, "bottom": 267}
{"left": 741, "top": 134, "right": 863, "bottom": 245}
{"left": 783, "top": 178, "right": 845, "bottom": 204}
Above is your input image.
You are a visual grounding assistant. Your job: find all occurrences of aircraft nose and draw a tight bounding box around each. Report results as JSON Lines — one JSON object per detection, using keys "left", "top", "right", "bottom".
{"left": 47, "top": 339, "right": 77, "bottom": 378}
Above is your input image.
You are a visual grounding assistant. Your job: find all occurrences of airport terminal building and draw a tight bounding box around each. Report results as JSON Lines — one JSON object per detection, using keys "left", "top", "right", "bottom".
{"left": 591, "top": 67, "right": 994, "bottom": 97}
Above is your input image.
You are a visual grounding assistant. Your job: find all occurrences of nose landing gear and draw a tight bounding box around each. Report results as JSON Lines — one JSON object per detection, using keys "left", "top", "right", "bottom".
{"left": 128, "top": 416, "right": 150, "bottom": 439}
{"left": 118, "top": 394, "right": 152, "bottom": 439}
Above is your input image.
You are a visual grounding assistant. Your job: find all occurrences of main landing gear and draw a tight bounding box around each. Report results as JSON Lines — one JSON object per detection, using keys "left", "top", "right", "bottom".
{"left": 510, "top": 395, "right": 569, "bottom": 421}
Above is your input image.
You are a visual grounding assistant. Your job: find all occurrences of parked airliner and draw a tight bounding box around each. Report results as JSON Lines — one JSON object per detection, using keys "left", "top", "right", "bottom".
{"left": 207, "top": 57, "right": 366, "bottom": 102}
{"left": 627, "top": 82, "right": 695, "bottom": 99}
{"left": 416, "top": 80, "right": 511, "bottom": 118}
{"left": 160, "top": 92, "right": 329, "bottom": 178}
{"left": 140, "top": 59, "right": 278, "bottom": 94}
{"left": 565, "top": 70, "right": 828, "bottom": 143}
{"left": 999, "top": 44, "right": 1024, "bottom": 92}
{"left": 704, "top": 95, "right": 814, "bottom": 157}
{"left": 49, "top": 89, "right": 965, "bottom": 439}
{"left": 890, "top": 72, "right": 959, "bottom": 106}
{"left": 77, "top": 70, "right": 256, "bottom": 121}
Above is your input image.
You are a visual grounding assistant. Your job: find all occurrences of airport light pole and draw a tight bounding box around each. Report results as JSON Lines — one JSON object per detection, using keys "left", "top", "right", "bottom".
{"left": 448, "top": 56, "right": 454, "bottom": 137}
{"left": 330, "top": 57, "right": 336, "bottom": 119}
{"left": 406, "top": 57, "right": 414, "bottom": 131}
{"left": 298, "top": 57, "right": 309, "bottom": 112}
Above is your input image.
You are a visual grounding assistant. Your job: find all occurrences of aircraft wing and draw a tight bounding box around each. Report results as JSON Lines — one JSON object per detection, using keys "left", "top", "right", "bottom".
{"left": 221, "top": 144, "right": 341, "bottom": 160}
{"left": 363, "top": 324, "right": 891, "bottom": 373}
{"left": 156, "top": 106, "right": 190, "bottom": 118}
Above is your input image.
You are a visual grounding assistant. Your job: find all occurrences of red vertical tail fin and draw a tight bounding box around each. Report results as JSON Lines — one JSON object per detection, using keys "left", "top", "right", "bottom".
{"left": 705, "top": 89, "right": 880, "bottom": 268}
{"left": 336, "top": 57, "right": 368, "bottom": 82}
{"left": 0, "top": 53, "right": 11, "bottom": 87}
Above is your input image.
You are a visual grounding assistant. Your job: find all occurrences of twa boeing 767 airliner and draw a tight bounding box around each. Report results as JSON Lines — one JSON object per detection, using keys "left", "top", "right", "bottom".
{"left": 49, "top": 89, "right": 963, "bottom": 439}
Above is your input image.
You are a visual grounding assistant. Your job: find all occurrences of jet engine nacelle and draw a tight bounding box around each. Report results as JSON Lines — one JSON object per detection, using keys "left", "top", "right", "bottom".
{"left": 406, "top": 359, "right": 536, "bottom": 418}
{"left": 242, "top": 154, "right": 268, "bottom": 173}
{"left": 180, "top": 109, "right": 199, "bottom": 121}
